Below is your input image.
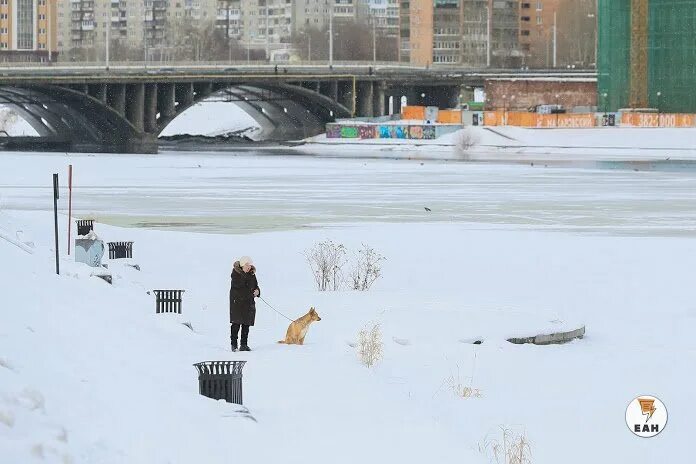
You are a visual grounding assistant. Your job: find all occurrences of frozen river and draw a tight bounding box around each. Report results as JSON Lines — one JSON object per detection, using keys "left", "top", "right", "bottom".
{"left": 2, "top": 150, "right": 696, "bottom": 236}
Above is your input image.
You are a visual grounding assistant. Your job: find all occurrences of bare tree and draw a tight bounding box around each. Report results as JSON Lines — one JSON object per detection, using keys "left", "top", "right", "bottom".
{"left": 557, "top": 0, "right": 596, "bottom": 67}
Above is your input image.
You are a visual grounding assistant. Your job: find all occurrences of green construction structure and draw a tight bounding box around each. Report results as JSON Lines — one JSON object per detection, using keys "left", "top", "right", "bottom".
{"left": 598, "top": 0, "right": 696, "bottom": 113}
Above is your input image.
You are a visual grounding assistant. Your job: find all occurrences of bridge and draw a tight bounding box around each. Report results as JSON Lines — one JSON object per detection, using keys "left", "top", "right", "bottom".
{"left": 0, "top": 62, "right": 596, "bottom": 153}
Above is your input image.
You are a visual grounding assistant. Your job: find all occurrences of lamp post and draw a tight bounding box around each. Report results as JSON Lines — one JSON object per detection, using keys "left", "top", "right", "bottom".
{"left": 657, "top": 91, "right": 662, "bottom": 127}
{"left": 372, "top": 17, "right": 377, "bottom": 64}
{"left": 105, "top": 0, "right": 110, "bottom": 70}
{"left": 485, "top": 4, "right": 491, "bottom": 67}
{"left": 555, "top": 93, "right": 560, "bottom": 127}
{"left": 329, "top": 0, "right": 334, "bottom": 67}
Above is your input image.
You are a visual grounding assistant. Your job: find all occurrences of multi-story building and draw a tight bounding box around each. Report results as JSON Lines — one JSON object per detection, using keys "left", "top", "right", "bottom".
{"left": 0, "top": 0, "right": 58, "bottom": 62}
{"left": 292, "top": 0, "right": 359, "bottom": 33}
{"left": 57, "top": 0, "right": 219, "bottom": 61}
{"left": 401, "top": 0, "right": 521, "bottom": 67}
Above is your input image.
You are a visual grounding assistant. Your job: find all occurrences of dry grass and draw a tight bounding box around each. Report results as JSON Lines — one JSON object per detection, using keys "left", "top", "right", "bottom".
{"left": 446, "top": 364, "right": 482, "bottom": 399}
{"left": 357, "top": 323, "right": 383, "bottom": 368}
{"left": 479, "top": 427, "right": 532, "bottom": 464}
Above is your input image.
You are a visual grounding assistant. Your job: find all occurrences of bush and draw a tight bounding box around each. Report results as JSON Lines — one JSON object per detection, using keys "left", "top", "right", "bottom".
{"left": 304, "top": 240, "right": 347, "bottom": 291}
{"left": 358, "top": 323, "right": 383, "bottom": 368}
{"left": 305, "top": 241, "right": 385, "bottom": 292}
{"left": 349, "top": 244, "right": 385, "bottom": 291}
{"left": 455, "top": 127, "right": 480, "bottom": 158}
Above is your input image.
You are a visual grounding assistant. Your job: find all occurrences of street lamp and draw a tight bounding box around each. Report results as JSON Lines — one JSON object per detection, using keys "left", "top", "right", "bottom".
{"left": 105, "top": 0, "right": 111, "bottom": 70}
{"left": 656, "top": 91, "right": 662, "bottom": 113}
{"left": 328, "top": 0, "right": 334, "bottom": 67}
{"left": 555, "top": 93, "right": 560, "bottom": 127}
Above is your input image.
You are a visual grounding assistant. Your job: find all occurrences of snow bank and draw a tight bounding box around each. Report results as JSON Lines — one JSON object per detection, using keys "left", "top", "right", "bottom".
{"left": 298, "top": 126, "right": 696, "bottom": 162}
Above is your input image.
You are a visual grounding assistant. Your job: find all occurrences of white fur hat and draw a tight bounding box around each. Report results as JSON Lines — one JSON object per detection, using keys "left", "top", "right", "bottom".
{"left": 239, "top": 256, "right": 253, "bottom": 267}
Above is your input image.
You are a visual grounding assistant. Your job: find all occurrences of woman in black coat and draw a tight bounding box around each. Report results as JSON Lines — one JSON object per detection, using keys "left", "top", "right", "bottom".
{"left": 230, "top": 256, "right": 260, "bottom": 351}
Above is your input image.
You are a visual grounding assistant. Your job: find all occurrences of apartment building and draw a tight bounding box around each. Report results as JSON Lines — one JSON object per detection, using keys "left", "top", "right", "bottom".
{"left": 0, "top": 0, "right": 58, "bottom": 61}
{"left": 57, "top": 1, "right": 218, "bottom": 60}
{"left": 402, "top": 0, "right": 521, "bottom": 67}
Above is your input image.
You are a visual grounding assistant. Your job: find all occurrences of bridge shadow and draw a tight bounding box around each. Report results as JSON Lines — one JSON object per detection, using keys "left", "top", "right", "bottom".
{"left": 0, "top": 81, "right": 352, "bottom": 153}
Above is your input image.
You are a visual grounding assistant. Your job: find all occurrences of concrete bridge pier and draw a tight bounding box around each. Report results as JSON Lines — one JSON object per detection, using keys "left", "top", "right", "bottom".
{"left": 176, "top": 83, "right": 195, "bottom": 108}
{"left": 357, "top": 81, "right": 374, "bottom": 117}
{"left": 338, "top": 81, "right": 354, "bottom": 114}
{"left": 373, "top": 81, "right": 387, "bottom": 117}
{"left": 125, "top": 83, "right": 145, "bottom": 132}
{"left": 158, "top": 83, "right": 176, "bottom": 121}
{"left": 107, "top": 84, "right": 126, "bottom": 116}
{"left": 88, "top": 84, "right": 107, "bottom": 103}
{"left": 144, "top": 84, "right": 158, "bottom": 133}
{"left": 318, "top": 81, "right": 339, "bottom": 102}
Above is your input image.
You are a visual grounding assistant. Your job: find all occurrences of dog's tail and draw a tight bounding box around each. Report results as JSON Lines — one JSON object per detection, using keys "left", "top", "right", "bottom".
{"left": 277, "top": 340, "right": 286, "bottom": 344}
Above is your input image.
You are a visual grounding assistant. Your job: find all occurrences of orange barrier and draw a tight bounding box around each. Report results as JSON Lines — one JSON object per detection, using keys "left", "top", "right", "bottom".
{"left": 621, "top": 113, "right": 696, "bottom": 128}
{"left": 401, "top": 105, "right": 426, "bottom": 120}
{"left": 483, "top": 111, "right": 596, "bottom": 128}
{"left": 506, "top": 112, "right": 538, "bottom": 127}
{"left": 484, "top": 111, "right": 505, "bottom": 126}
{"left": 536, "top": 113, "right": 596, "bottom": 128}
{"left": 437, "top": 109, "right": 462, "bottom": 124}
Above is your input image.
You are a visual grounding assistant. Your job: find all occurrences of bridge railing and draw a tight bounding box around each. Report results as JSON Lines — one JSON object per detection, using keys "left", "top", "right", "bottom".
{"left": 0, "top": 60, "right": 597, "bottom": 75}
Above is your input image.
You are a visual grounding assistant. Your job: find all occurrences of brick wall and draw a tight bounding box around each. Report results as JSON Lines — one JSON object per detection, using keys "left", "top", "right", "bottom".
{"left": 484, "top": 79, "right": 597, "bottom": 111}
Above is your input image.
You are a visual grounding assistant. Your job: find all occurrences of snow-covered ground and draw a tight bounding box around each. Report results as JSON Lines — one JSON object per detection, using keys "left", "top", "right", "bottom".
{"left": 160, "top": 101, "right": 259, "bottom": 137}
{"left": 300, "top": 126, "right": 696, "bottom": 162}
{"left": 0, "top": 152, "right": 690, "bottom": 463}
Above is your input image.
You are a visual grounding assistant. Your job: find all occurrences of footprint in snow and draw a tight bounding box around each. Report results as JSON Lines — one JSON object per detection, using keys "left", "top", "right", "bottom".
{"left": 392, "top": 337, "right": 410, "bottom": 346}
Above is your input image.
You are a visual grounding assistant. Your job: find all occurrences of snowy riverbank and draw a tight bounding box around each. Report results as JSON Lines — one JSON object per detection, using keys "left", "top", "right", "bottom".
{"left": 297, "top": 126, "right": 696, "bottom": 162}
{"left": 1, "top": 152, "right": 690, "bottom": 463}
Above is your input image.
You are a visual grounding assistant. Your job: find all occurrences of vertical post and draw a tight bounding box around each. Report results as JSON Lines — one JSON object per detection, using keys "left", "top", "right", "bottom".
{"left": 308, "top": 34, "right": 311, "bottom": 61}
{"left": 352, "top": 76, "right": 357, "bottom": 116}
{"left": 105, "top": 0, "right": 110, "bottom": 70}
{"left": 373, "top": 19, "right": 377, "bottom": 63}
{"left": 486, "top": 4, "right": 491, "bottom": 67}
{"left": 53, "top": 174, "right": 59, "bottom": 275}
{"left": 266, "top": 3, "right": 270, "bottom": 61}
{"left": 329, "top": 1, "right": 334, "bottom": 66}
{"left": 227, "top": 0, "right": 232, "bottom": 63}
{"left": 67, "top": 165, "right": 73, "bottom": 255}
{"left": 553, "top": 11, "right": 557, "bottom": 68}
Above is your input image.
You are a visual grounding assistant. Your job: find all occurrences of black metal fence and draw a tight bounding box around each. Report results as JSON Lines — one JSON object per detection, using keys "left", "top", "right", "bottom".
{"left": 108, "top": 241, "right": 133, "bottom": 259}
{"left": 154, "top": 289, "right": 184, "bottom": 314}
{"left": 193, "top": 361, "right": 246, "bottom": 405}
{"left": 76, "top": 219, "right": 94, "bottom": 236}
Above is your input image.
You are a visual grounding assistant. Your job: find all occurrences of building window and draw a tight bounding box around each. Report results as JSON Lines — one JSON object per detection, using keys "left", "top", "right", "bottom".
{"left": 17, "top": 0, "right": 34, "bottom": 50}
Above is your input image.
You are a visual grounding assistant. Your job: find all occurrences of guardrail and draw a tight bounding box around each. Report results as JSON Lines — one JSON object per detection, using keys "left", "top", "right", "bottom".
{"left": 0, "top": 60, "right": 597, "bottom": 75}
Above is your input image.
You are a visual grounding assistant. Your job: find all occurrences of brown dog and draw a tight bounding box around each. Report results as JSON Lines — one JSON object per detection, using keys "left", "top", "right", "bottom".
{"left": 278, "top": 307, "right": 322, "bottom": 345}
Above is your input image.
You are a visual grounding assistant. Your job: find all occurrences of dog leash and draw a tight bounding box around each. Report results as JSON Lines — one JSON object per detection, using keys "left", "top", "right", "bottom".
{"left": 258, "top": 296, "right": 294, "bottom": 322}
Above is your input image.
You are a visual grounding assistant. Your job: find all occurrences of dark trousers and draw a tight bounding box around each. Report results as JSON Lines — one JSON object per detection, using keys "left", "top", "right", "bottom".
{"left": 231, "top": 323, "right": 250, "bottom": 347}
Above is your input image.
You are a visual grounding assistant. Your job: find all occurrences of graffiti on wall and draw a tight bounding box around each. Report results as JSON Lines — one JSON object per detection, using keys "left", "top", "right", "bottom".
{"left": 340, "top": 126, "right": 359, "bottom": 138}
{"left": 326, "top": 125, "right": 341, "bottom": 138}
{"left": 358, "top": 125, "right": 376, "bottom": 139}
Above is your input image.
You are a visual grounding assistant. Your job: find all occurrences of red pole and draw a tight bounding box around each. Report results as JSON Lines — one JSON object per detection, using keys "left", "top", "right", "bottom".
{"left": 67, "top": 164, "right": 73, "bottom": 255}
